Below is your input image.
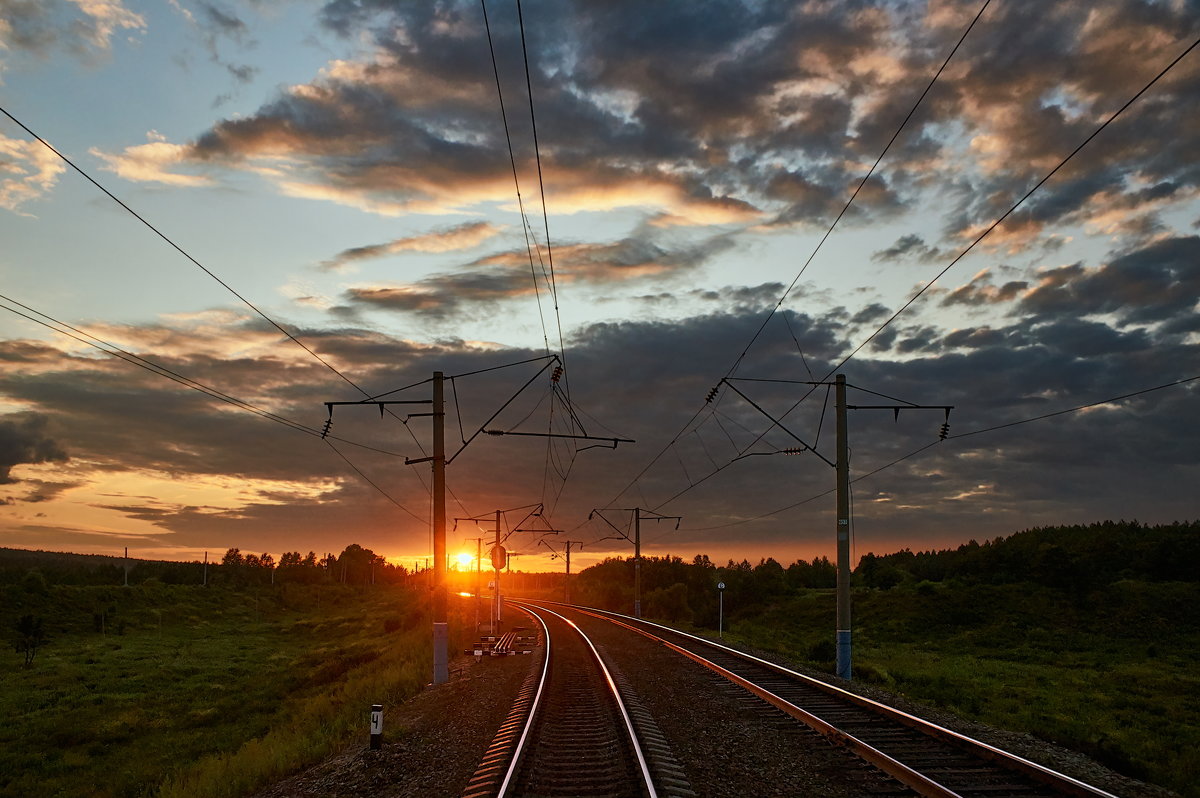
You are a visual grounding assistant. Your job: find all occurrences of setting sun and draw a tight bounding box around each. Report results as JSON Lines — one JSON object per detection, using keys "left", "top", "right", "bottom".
{"left": 455, "top": 552, "right": 476, "bottom": 569}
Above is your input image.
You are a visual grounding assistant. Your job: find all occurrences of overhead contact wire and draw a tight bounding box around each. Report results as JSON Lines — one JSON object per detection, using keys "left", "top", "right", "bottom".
{"left": 479, "top": 0, "right": 552, "bottom": 355}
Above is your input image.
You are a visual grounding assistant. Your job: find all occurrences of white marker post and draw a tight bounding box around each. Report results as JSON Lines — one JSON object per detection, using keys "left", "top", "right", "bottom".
{"left": 369, "top": 704, "right": 383, "bottom": 750}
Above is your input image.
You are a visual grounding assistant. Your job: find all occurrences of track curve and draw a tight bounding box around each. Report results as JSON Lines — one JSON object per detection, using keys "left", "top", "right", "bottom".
{"left": 530, "top": 600, "right": 1121, "bottom": 798}
{"left": 463, "top": 603, "right": 665, "bottom": 798}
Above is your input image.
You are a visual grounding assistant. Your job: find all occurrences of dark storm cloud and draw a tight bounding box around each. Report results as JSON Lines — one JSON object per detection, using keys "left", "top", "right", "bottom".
{"left": 2, "top": 287, "right": 1198, "bottom": 560}
{"left": 1019, "top": 236, "right": 1200, "bottom": 326}
{"left": 0, "top": 413, "right": 68, "bottom": 483}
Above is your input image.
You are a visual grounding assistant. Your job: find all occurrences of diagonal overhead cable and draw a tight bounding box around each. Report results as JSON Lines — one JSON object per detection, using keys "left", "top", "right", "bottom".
{"left": 675, "top": 372, "right": 1200, "bottom": 532}
{"left": 0, "top": 105, "right": 364, "bottom": 395}
{"left": 0, "top": 291, "right": 407, "bottom": 457}
{"left": 834, "top": 32, "right": 1200, "bottom": 371}
{"left": 725, "top": 0, "right": 993, "bottom": 378}
{"left": 600, "top": 1, "right": 992, "bottom": 511}
{"left": 634, "top": 27, "right": 1200, "bottom": 515}
{"left": 0, "top": 103, "right": 457, "bottom": 512}
{"left": 479, "top": 0, "right": 553, "bottom": 355}
{"left": 515, "top": 0, "right": 567, "bottom": 366}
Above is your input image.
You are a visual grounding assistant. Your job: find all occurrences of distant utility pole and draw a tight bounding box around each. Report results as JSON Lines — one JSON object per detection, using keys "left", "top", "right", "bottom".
{"left": 718, "top": 373, "right": 951, "bottom": 682}
{"left": 536, "top": 534, "right": 576, "bottom": 602}
{"left": 561, "top": 540, "right": 582, "bottom": 604}
{"left": 589, "top": 508, "right": 681, "bottom": 618}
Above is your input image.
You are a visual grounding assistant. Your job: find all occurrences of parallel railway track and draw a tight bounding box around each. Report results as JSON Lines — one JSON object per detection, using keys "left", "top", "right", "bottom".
{"left": 548, "top": 601, "right": 1120, "bottom": 798}
{"left": 463, "top": 603, "right": 689, "bottom": 798}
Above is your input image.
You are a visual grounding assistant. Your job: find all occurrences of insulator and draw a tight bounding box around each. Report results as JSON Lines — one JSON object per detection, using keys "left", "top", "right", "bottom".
{"left": 551, "top": 365, "right": 563, "bottom": 383}
{"left": 321, "top": 418, "right": 333, "bottom": 439}
{"left": 939, "top": 422, "right": 950, "bottom": 440}
{"left": 705, "top": 386, "right": 719, "bottom": 403}
{"left": 782, "top": 447, "right": 807, "bottom": 455}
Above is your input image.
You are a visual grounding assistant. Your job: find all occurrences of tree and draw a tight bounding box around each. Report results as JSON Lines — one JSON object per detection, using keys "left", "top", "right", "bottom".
{"left": 14, "top": 614, "right": 44, "bottom": 667}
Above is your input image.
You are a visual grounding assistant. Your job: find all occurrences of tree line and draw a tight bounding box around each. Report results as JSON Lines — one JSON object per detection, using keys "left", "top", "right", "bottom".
{"left": 0, "top": 543, "right": 409, "bottom": 588}
{"left": 573, "top": 519, "right": 1199, "bottom": 626}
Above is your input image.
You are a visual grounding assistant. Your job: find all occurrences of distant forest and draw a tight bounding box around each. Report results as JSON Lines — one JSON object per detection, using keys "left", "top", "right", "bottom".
{"left": 0, "top": 543, "right": 406, "bottom": 588}
{"left": 3, "top": 519, "right": 1195, "bottom": 606}
{"left": 573, "top": 520, "right": 1200, "bottom": 626}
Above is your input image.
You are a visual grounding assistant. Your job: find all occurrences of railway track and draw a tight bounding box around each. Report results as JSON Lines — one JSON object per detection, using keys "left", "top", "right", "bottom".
{"left": 463, "top": 603, "right": 692, "bottom": 798}
{"left": 537, "top": 600, "right": 1120, "bottom": 798}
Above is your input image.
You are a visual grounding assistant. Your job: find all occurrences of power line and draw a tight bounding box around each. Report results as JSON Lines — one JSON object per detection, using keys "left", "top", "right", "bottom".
{"left": 0, "top": 292, "right": 405, "bottom": 456}
{"left": 601, "top": 1, "right": 991, "bottom": 511}
{"left": 479, "top": 0, "right": 552, "bottom": 355}
{"left": 0, "top": 101, "right": 455, "bottom": 517}
{"left": 515, "top": 0, "right": 567, "bottom": 367}
{"left": 834, "top": 32, "right": 1200, "bottom": 372}
{"left": 725, "top": 0, "right": 993, "bottom": 378}
{"left": 677, "top": 373, "right": 1199, "bottom": 532}
{"left": 0, "top": 292, "right": 432, "bottom": 522}
{"left": 324, "top": 439, "right": 426, "bottom": 523}
{"left": 640, "top": 29, "right": 1200, "bottom": 514}
{"left": 0, "top": 104, "right": 364, "bottom": 396}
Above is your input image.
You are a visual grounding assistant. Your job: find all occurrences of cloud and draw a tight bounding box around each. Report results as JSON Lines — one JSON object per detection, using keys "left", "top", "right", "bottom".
{"left": 338, "top": 228, "right": 740, "bottom": 319}
{"left": 872, "top": 234, "right": 948, "bottom": 264}
{"left": 941, "top": 269, "right": 1029, "bottom": 307}
{"left": 0, "top": 284, "right": 1197, "bottom": 562}
{"left": 0, "top": 133, "right": 67, "bottom": 212}
{"left": 90, "top": 131, "right": 215, "bottom": 187}
{"left": 321, "top": 221, "right": 503, "bottom": 271}
{"left": 0, "top": 0, "right": 145, "bottom": 66}
{"left": 0, "top": 413, "right": 69, "bottom": 483}
{"left": 1019, "top": 236, "right": 1200, "bottom": 326}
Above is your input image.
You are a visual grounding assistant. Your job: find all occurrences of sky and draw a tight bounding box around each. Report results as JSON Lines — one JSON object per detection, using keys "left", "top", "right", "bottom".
{"left": 0, "top": 0, "right": 1198, "bottom": 573}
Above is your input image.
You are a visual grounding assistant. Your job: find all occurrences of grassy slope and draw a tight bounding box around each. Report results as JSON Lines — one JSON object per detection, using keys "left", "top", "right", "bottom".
{"left": 722, "top": 580, "right": 1200, "bottom": 797}
{"left": 1, "top": 581, "right": 444, "bottom": 798}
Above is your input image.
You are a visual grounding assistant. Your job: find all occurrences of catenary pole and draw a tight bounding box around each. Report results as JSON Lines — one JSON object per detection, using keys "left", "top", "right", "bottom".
{"left": 432, "top": 371, "right": 448, "bottom": 685}
{"left": 835, "top": 374, "right": 852, "bottom": 680}
{"left": 634, "top": 508, "right": 642, "bottom": 618}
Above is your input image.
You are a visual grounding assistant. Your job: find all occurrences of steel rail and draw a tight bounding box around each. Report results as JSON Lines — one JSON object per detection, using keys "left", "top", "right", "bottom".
{"left": 544, "top": 600, "right": 1120, "bottom": 798}
{"left": 509, "top": 601, "right": 658, "bottom": 798}
{"left": 495, "top": 606, "right": 552, "bottom": 798}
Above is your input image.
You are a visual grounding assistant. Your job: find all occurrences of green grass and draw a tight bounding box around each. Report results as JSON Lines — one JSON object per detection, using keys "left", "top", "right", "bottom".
{"left": 1, "top": 581, "right": 456, "bottom": 798}
{"left": 718, "top": 580, "right": 1200, "bottom": 797}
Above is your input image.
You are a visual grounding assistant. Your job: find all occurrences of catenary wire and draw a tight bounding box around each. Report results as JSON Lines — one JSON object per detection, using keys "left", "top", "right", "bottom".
{"left": 324, "top": 439, "right": 427, "bottom": 523}
{"left": 479, "top": 0, "right": 553, "bottom": 355}
{"left": 642, "top": 30, "right": 1200, "bottom": 514}
{"left": 600, "top": 1, "right": 991, "bottom": 510}
{"left": 724, "top": 0, "right": 993, "bottom": 378}
{"left": 0, "top": 293, "right": 406, "bottom": 457}
{"left": 0, "top": 104, "right": 366, "bottom": 396}
{"left": 0, "top": 103, "right": 468, "bottom": 520}
{"left": 679, "top": 374, "right": 1198, "bottom": 532}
